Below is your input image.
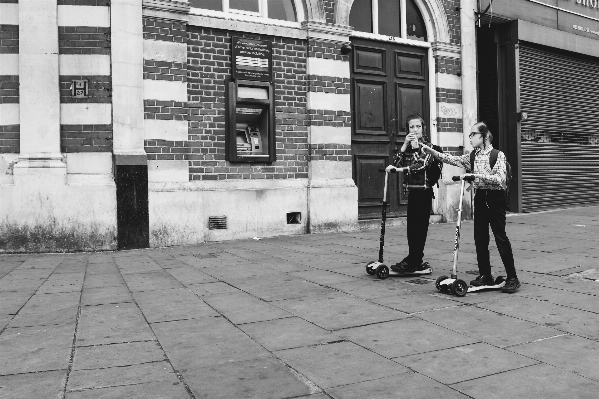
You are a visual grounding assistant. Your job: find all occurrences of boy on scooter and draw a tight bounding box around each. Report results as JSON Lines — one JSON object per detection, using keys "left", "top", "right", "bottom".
{"left": 385, "top": 115, "right": 443, "bottom": 276}
{"left": 420, "top": 122, "right": 521, "bottom": 293}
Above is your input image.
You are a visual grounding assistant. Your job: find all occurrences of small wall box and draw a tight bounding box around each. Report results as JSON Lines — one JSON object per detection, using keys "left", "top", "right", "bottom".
{"left": 226, "top": 80, "right": 275, "bottom": 163}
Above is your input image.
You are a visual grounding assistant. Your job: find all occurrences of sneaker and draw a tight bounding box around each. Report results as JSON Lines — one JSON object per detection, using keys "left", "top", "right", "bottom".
{"left": 391, "top": 259, "right": 416, "bottom": 274}
{"left": 470, "top": 275, "right": 495, "bottom": 287}
{"left": 501, "top": 277, "right": 521, "bottom": 293}
{"left": 417, "top": 261, "right": 431, "bottom": 271}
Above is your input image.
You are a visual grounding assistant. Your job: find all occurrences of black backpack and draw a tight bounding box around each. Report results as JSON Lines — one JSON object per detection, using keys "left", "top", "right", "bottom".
{"left": 426, "top": 145, "right": 443, "bottom": 187}
{"left": 469, "top": 149, "right": 512, "bottom": 195}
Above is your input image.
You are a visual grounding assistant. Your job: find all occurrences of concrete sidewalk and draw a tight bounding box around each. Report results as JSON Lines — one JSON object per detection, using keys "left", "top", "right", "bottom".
{"left": 1, "top": 207, "right": 599, "bottom": 398}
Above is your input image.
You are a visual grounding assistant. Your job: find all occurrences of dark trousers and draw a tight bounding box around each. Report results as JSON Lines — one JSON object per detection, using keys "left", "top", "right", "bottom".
{"left": 406, "top": 188, "right": 433, "bottom": 266}
{"left": 474, "top": 189, "right": 517, "bottom": 279}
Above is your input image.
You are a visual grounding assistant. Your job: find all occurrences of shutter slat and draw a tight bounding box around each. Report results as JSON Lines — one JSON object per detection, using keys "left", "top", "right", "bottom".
{"left": 518, "top": 44, "right": 599, "bottom": 212}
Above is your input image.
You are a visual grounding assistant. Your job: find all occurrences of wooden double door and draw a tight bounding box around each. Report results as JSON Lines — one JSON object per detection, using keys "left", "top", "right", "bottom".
{"left": 350, "top": 38, "right": 429, "bottom": 218}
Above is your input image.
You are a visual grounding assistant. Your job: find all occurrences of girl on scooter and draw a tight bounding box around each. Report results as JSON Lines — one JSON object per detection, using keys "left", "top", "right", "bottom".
{"left": 385, "top": 115, "right": 443, "bottom": 275}
{"left": 420, "top": 122, "right": 521, "bottom": 293}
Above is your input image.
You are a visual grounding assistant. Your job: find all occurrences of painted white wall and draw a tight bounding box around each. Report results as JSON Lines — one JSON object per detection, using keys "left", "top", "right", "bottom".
{"left": 0, "top": 3, "right": 18, "bottom": 25}
{"left": 307, "top": 92, "right": 351, "bottom": 112}
{"left": 57, "top": 5, "right": 110, "bottom": 27}
{"left": 144, "top": 119, "right": 189, "bottom": 141}
{"left": 310, "top": 126, "right": 351, "bottom": 145}
{"left": 143, "top": 40, "right": 187, "bottom": 63}
{"left": 0, "top": 54, "right": 18, "bottom": 75}
{"left": 0, "top": 104, "right": 19, "bottom": 125}
{"left": 112, "top": 0, "right": 145, "bottom": 154}
{"left": 148, "top": 160, "right": 189, "bottom": 183}
{"left": 143, "top": 79, "right": 188, "bottom": 102}
{"left": 59, "top": 55, "right": 111, "bottom": 76}
{"left": 307, "top": 57, "right": 350, "bottom": 78}
{"left": 309, "top": 160, "right": 353, "bottom": 180}
{"left": 60, "top": 103, "right": 112, "bottom": 125}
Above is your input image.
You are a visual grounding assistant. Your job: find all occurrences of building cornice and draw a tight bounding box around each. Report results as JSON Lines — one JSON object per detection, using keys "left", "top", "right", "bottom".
{"left": 142, "top": 0, "right": 190, "bottom": 22}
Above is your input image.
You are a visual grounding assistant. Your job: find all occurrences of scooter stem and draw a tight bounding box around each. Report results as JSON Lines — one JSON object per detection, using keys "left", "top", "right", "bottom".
{"left": 451, "top": 178, "right": 467, "bottom": 278}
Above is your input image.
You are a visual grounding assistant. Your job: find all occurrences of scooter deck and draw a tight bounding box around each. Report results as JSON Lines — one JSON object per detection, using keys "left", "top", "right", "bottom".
{"left": 467, "top": 281, "right": 505, "bottom": 292}
{"left": 388, "top": 268, "right": 433, "bottom": 277}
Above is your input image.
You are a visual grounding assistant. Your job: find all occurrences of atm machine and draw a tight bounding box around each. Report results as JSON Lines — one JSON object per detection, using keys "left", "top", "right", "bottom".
{"left": 226, "top": 80, "right": 275, "bottom": 163}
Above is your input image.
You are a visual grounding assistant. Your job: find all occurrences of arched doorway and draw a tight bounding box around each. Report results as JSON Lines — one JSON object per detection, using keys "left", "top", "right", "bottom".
{"left": 348, "top": 0, "right": 432, "bottom": 218}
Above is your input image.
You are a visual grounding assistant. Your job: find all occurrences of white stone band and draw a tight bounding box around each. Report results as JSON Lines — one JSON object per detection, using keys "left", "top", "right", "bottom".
{"left": 310, "top": 126, "right": 351, "bottom": 145}
{"left": 57, "top": 5, "right": 110, "bottom": 27}
{"left": 60, "top": 103, "right": 112, "bottom": 125}
{"left": 144, "top": 119, "right": 188, "bottom": 141}
{"left": 59, "top": 55, "right": 111, "bottom": 76}
{"left": 143, "top": 79, "right": 187, "bottom": 102}
{"left": 307, "top": 92, "right": 351, "bottom": 112}
{"left": 144, "top": 40, "right": 187, "bottom": 63}
{"left": 307, "top": 57, "right": 350, "bottom": 79}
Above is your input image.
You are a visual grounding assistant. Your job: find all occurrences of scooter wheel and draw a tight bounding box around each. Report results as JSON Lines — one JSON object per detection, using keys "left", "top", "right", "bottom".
{"left": 436, "top": 275, "right": 449, "bottom": 291}
{"left": 452, "top": 279, "right": 468, "bottom": 297}
{"left": 376, "top": 265, "right": 389, "bottom": 279}
{"left": 366, "top": 261, "right": 376, "bottom": 275}
{"left": 495, "top": 276, "right": 505, "bottom": 285}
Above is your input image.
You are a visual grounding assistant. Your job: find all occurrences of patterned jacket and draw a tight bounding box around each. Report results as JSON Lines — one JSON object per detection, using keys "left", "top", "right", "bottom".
{"left": 393, "top": 142, "right": 443, "bottom": 190}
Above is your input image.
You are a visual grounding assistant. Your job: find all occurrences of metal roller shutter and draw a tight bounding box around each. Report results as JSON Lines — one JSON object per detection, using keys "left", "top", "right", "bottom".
{"left": 519, "top": 44, "right": 599, "bottom": 212}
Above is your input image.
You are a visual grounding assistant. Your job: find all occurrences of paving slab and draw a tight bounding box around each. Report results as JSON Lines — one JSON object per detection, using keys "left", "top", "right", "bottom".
{"left": 371, "top": 292, "right": 462, "bottom": 313}
{"left": 327, "top": 372, "right": 470, "bottom": 399}
{"left": 506, "top": 334, "right": 599, "bottom": 382}
{"left": 163, "top": 266, "right": 218, "bottom": 285}
{"left": 121, "top": 270, "right": 186, "bottom": 292}
{"left": 83, "top": 273, "right": 126, "bottom": 289}
{"left": 224, "top": 274, "right": 335, "bottom": 302}
{"left": 202, "top": 291, "right": 292, "bottom": 324}
{"left": 184, "top": 356, "right": 313, "bottom": 399}
{"left": 72, "top": 340, "right": 165, "bottom": 371}
{"left": 0, "top": 370, "right": 66, "bottom": 399}
{"left": 275, "top": 341, "right": 411, "bottom": 389}
{"left": 416, "top": 304, "right": 562, "bottom": 348}
{"left": 132, "top": 288, "right": 219, "bottom": 323}
{"left": 237, "top": 317, "right": 341, "bottom": 351}
{"left": 289, "top": 269, "right": 359, "bottom": 285}
{"left": 37, "top": 273, "right": 85, "bottom": 294}
{"left": 80, "top": 286, "right": 133, "bottom": 306}
{"left": 451, "top": 363, "right": 599, "bottom": 399}
{"left": 477, "top": 296, "right": 599, "bottom": 340}
{"left": 519, "top": 286, "right": 599, "bottom": 314}
{"left": 325, "top": 279, "right": 414, "bottom": 300}
{"left": 0, "top": 324, "right": 74, "bottom": 374}
{"left": 76, "top": 303, "right": 154, "bottom": 346}
{"left": 338, "top": 318, "right": 480, "bottom": 358}
{"left": 274, "top": 291, "right": 408, "bottom": 330}
{"left": 67, "top": 361, "right": 180, "bottom": 392}
{"left": 397, "top": 342, "right": 538, "bottom": 384}
{"left": 65, "top": 380, "right": 190, "bottom": 399}
{"left": 151, "top": 317, "right": 271, "bottom": 370}
{"left": 0, "top": 291, "right": 32, "bottom": 315}
{"left": 187, "top": 281, "right": 242, "bottom": 297}
{"left": 9, "top": 292, "right": 80, "bottom": 328}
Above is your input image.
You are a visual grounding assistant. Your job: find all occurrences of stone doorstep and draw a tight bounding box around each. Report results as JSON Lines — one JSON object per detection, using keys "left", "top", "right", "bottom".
{"left": 358, "top": 214, "right": 444, "bottom": 230}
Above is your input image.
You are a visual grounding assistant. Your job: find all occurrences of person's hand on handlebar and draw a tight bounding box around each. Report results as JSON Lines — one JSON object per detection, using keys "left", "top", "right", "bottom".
{"left": 385, "top": 165, "right": 407, "bottom": 173}
{"left": 461, "top": 173, "right": 478, "bottom": 180}
{"left": 420, "top": 144, "right": 434, "bottom": 154}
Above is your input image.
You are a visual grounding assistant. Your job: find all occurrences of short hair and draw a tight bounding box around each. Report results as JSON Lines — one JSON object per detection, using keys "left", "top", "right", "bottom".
{"left": 473, "top": 122, "right": 493, "bottom": 143}
{"left": 405, "top": 114, "right": 428, "bottom": 141}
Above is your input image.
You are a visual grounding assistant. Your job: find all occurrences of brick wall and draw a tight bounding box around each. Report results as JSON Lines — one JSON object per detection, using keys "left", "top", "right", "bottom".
{"left": 187, "top": 27, "right": 309, "bottom": 181}
{"left": 0, "top": 24, "right": 18, "bottom": 54}
{"left": 58, "top": 6, "right": 112, "bottom": 153}
{"left": 436, "top": 88, "right": 462, "bottom": 103}
{"left": 0, "top": 75, "right": 18, "bottom": 103}
{"left": 58, "top": 27, "right": 111, "bottom": 55}
{"left": 59, "top": 76, "right": 111, "bottom": 103}
{"left": 435, "top": 56, "right": 461, "bottom": 75}
{"left": 308, "top": 39, "right": 350, "bottom": 61}
{"left": 309, "top": 143, "right": 352, "bottom": 161}
{"left": 0, "top": 13, "right": 19, "bottom": 154}
{"left": 143, "top": 60, "right": 187, "bottom": 82}
{"left": 143, "top": 18, "right": 187, "bottom": 43}
{"left": 324, "top": 0, "right": 336, "bottom": 24}
{"left": 437, "top": 117, "right": 463, "bottom": 132}
{"left": 442, "top": 0, "right": 461, "bottom": 46}
{"left": 308, "top": 75, "right": 350, "bottom": 94}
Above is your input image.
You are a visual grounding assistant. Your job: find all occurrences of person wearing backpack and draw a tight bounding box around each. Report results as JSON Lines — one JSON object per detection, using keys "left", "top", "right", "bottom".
{"left": 385, "top": 114, "right": 444, "bottom": 276}
{"left": 420, "top": 122, "right": 520, "bottom": 293}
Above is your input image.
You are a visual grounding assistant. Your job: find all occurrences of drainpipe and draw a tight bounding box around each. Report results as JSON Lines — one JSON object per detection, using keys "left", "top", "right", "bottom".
{"left": 460, "top": 0, "right": 478, "bottom": 152}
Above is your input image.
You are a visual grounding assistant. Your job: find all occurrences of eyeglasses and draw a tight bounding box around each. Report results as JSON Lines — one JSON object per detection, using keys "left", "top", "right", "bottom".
{"left": 469, "top": 132, "right": 481, "bottom": 138}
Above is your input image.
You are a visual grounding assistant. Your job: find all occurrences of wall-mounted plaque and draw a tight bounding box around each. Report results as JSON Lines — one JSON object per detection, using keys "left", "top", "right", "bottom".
{"left": 232, "top": 37, "right": 273, "bottom": 82}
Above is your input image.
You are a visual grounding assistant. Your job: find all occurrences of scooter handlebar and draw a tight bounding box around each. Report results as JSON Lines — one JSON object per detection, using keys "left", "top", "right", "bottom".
{"left": 452, "top": 175, "right": 476, "bottom": 182}
{"left": 379, "top": 168, "right": 397, "bottom": 173}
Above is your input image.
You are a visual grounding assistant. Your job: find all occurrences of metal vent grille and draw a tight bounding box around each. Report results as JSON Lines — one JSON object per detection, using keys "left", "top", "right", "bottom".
{"left": 208, "top": 216, "right": 227, "bottom": 230}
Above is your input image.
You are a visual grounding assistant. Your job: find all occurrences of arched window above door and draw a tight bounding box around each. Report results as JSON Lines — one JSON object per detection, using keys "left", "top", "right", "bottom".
{"left": 191, "top": 0, "right": 306, "bottom": 22}
{"left": 349, "top": 0, "right": 428, "bottom": 41}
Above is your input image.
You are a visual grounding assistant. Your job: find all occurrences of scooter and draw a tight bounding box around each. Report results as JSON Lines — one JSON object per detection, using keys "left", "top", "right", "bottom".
{"left": 366, "top": 168, "right": 433, "bottom": 280}
{"left": 435, "top": 175, "right": 505, "bottom": 296}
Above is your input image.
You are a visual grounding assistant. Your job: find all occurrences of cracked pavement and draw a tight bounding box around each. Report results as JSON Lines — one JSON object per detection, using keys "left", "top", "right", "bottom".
{"left": 1, "top": 206, "right": 599, "bottom": 398}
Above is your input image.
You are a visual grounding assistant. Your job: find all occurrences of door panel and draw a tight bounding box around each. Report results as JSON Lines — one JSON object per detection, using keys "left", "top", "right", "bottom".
{"left": 355, "top": 81, "right": 387, "bottom": 135}
{"left": 351, "top": 38, "right": 429, "bottom": 218}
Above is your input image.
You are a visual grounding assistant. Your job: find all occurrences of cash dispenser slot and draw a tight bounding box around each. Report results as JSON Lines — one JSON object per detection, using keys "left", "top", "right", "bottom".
{"left": 226, "top": 80, "right": 275, "bottom": 163}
